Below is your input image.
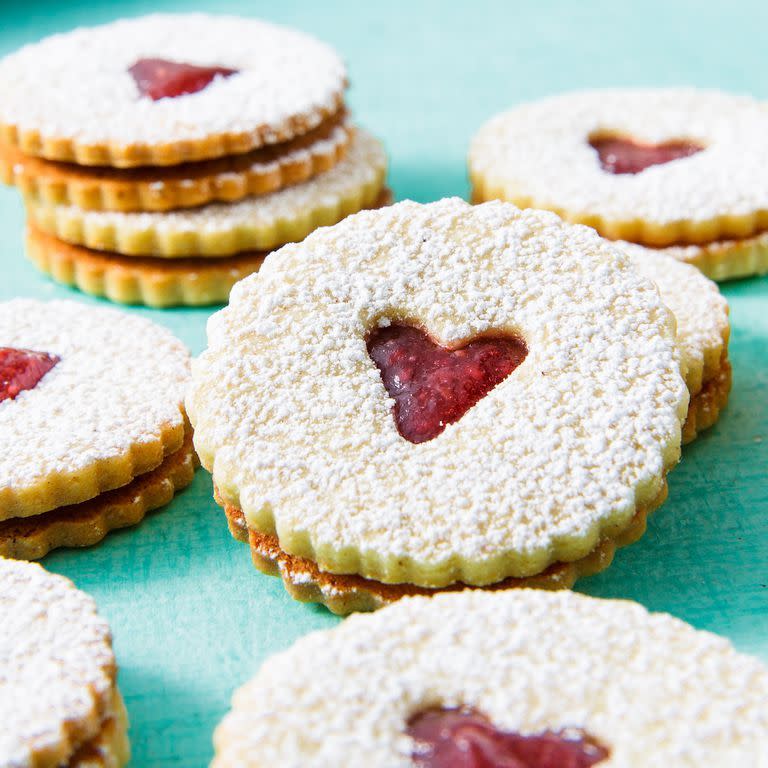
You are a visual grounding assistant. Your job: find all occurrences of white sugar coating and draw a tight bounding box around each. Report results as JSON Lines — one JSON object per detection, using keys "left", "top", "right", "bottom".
{"left": 31, "top": 130, "right": 386, "bottom": 256}
{"left": 624, "top": 248, "right": 729, "bottom": 394}
{"left": 469, "top": 88, "right": 768, "bottom": 226}
{"left": 188, "top": 199, "right": 689, "bottom": 587}
{"left": 253, "top": 121, "right": 350, "bottom": 173}
{"left": 0, "top": 14, "right": 346, "bottom": 147}
{"left": 213, "top": 590, "right": 768, "bottom": 767}
{"left": 0, "top": 558, "right": 116, "bottom": 768}
{"left": 0, "top": 299, "right": 190, "bottom": 518}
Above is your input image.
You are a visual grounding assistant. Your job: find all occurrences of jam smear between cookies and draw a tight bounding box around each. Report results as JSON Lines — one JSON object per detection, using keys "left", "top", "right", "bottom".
{"left": 367, "top": 325, "right": 527, "bottom": 444}
{"left": 408, "top": 708, "right": 609, "bottom": 768}
{"left": 129, "top": 58, "right": 239, "bottom": 100}
{"left": 590, "top": 136, "right": 704, "bottom": 175}
{"left": 0, "top": 348, "right": 60, "bottom": 403}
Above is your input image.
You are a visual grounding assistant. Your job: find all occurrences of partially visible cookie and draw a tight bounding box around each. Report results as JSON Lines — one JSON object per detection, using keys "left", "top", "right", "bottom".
{"left": 0, "top": 558, "right": 130, "bottom": 768}
{"left": 212, "top": 590, "right": 768, "bottom": 766}
{"left": 619, "top": 231, "right": 768, "bottom": 282}
{"left": 24, "top": 130, "right": 387, "bottom": 256}
{"left": 0, "top": 299, "right": 191, "bottom": 518}
{"left": 627, "top": 248, "right": 731, "bottom": 441}
{"left": 0, "top": 14, "right": 347, "bottom": 167}
{"left": 0, "top": 425, "right": 198, "bottom": 560}
{"left": 1, "top": 116, "right": 352, "bottom": 212}
{"left": 26, "top": 226, "right": 269, "bottom": 308}
{"left": 470, "top": 89, "right": 768, "bottom": 247}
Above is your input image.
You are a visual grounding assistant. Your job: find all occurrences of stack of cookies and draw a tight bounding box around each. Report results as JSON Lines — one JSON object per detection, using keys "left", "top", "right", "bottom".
{"left": 0, "top": 14, "right": 389, "bottom": 307}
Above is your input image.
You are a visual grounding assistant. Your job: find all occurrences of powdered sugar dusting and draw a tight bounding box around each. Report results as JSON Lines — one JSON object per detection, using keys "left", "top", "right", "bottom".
{"left": 188, "top": 199, "right": 688, "bottom": 587}
{"left": 0, "top": 14, "right": 346, "bottom": 148}
{"left": 0, "top": 300, "right": 190, "bottom": 517}
{"left": 0, "top": 558, "right": 116, "bottom": 768}
{"left": 623, "top": 248, "right": 729, "bottom": 394}
{"left": 212, "top": 590, "right": 768, "bottom": 766}
{"left": 470, "top": 89, "right": 768, "bottom": 228}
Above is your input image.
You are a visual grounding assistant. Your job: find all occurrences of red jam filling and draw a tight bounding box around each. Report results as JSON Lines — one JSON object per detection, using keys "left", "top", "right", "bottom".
{"left": 367, "top": 324, "right": 527, "bottom": 444}
{"left": 0, "top": 348, "right": 60, "bottom": 403}
{"left": 590, "top": 136, "right": 703, "bottom": 174}
{"left": 128, "top": 58, "right": 239, "bottom": 100}
{"left": 408, "top": 708, "right": 609, "bottom": 768}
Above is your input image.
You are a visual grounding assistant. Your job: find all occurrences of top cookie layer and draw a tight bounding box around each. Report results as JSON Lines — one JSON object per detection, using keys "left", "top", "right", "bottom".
{"left": 0, "top": 14, "right": 347, "bottom": 167}
{"left": 187, "top": 199, "right": 688, "bottom": 588}
{"left": 0, "top": 558, "right": 116, "bottom": 768}
{"left": 212, "top": 590, "right": 768, "bottom": 767}
{"left": 469, "top": 89, "right": 768, "bottom": 245}
{"left": 0, "top": 299, "right": 190, "bottom": 519}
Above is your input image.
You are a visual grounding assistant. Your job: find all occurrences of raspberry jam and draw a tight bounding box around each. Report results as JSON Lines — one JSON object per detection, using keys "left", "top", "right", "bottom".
{"left": 408, "top": 708, "right": 609, "bottom": 768}
{"left": 590, "top": 136, "right": 703, "bottom": 174}
{"left": 129, "top": 58, "right": 238, "bottom": 100}
{"left": 367, "top": 324, "right": 527, "bottom": 444}
{"left": 0, "top": 348, "right": 59, "bottom": 403}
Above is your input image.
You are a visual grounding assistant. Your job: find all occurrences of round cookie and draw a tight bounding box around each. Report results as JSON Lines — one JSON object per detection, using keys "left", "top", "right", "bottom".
{"left": 0, "top": 14, "right": 347, "bottom": 167}
{"left": 0, "top": 300, "right": 190, "bottom": 519}
{"left": 188, "top": 198, "right": 688, "bottom": 595}
{"left": 1, "top": 116, "right": 352, "bottom": 213}
{"left": 0, "top": 557, "right": 130, "bottom": 768}
{"left": 627, "top": 249, "right": 730, "bottom": 442}
{"left": 469, "top": 89, "right": 768, "bottom": 250}
{"left": 25, "top": 130, "right": 387, "bottom": 257}
{"left": 212, "top": 590, "right": 768, "bottom": 767}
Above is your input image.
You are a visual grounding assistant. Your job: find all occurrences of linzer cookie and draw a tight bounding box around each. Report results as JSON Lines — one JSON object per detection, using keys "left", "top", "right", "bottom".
{"left": 187, "top": 199, "right": 688, "bottom": 614}
{"left": 0, "top": 14, "right": 347, "bottom": 167}
{"left": 0, "top": 557, "right": 130, "bottom": 767}
{"left": 469, "top": 88, "right": 768, "bottom": 279}
{"left": 0, "top": 300, "right": 196, "bottom": 559}
{"left": 25, "top": 130, "right": 387, "bottom": 257}
{"left": 212, "top": 590, "right": 768, "bottom": 766}
{"left": 0, "top": 115, "right": 352, "bottom": 212}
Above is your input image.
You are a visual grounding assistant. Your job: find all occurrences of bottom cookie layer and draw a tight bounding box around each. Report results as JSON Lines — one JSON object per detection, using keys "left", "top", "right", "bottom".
{"left": 69, "top": 690, "right": 130, "bottom": 768}
{"left": 471, "top": 187, "right": 768, "bottom": 282}
{"left": 0, "top": 426, "right": 198, "bottom": 560}
{"left": 682, "top": 357, "right": 732, "bottom": 444}
{"left": 25, "top": 189, "right": 393, "bottom": 307}
{"left": 221, "top": 482, "right": 667, "bottom": 615}
{"left": 26, "top": 226, "right": 268, "bottom": 308}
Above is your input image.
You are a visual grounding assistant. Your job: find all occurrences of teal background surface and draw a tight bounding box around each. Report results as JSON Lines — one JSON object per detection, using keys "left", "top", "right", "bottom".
{"left": 1, "top": 1, "right": 767, "bottom": 764}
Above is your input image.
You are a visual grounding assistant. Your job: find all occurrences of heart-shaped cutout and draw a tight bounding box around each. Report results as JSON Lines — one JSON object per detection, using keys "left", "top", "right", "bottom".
{"left": 589, "top": 136, "right": 703, "bottom": 175}
{"left": 0, "top": 347, "right": 60, "bottom": 403}
{"left": 129, "top": 58, "right": 238, "bottom": 101}
{"left": 408, "top": 708, "right": 609, "bottom": 768}
{"left": 367, "top": 325, "right": 526, "bottom": 444}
